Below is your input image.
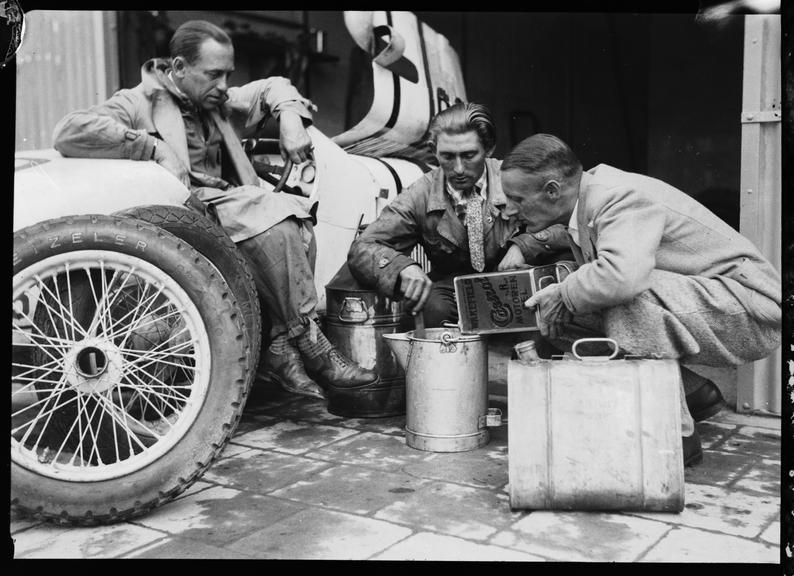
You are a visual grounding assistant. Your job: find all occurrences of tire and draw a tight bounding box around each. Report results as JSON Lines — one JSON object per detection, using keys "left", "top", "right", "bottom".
{"left": 12, "top": 215, "right": 251, "bottom": 525}
{"left": 114, "top": 205, "right": 262, "bottom": 381}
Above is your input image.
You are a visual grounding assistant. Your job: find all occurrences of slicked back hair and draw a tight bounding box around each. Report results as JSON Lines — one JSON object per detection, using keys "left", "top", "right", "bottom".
{"left": 501, "top": 134, "right": 582, "bottom": 181}
{"left": 169, "top": 20, "right": 232, "bottom": 65}
{"left": 427, "top": 102, "right": 496, "bottom": 153}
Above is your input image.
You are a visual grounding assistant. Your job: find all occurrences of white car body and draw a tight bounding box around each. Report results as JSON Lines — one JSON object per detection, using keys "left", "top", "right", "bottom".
{"left": 13, "top": 10, "right": 465, "bottom": 310}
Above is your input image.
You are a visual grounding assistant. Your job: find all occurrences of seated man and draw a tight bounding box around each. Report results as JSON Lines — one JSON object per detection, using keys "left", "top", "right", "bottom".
{"left": 53, "top": 19, "right": 377, "bottom": 399}
{"left": 500, "top": 134, "right": 781, "bottom": 466}
{"left": 348, "top": 102, "right": 572, "bottom": 328}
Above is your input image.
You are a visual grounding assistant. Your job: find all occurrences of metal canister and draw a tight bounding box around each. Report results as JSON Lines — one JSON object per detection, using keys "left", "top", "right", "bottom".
{"left": 402, "top": 327, "right": 490, "bottom": 452}
{"left": 514, "top": 340, "right": 540, "bottom": 364}
{"left": 323, "top": 285, "right": 405, "bottom": 417}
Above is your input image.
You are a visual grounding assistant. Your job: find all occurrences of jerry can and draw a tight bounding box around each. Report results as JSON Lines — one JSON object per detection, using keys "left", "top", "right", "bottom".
{"left": 507, "top": 338, "right": 685, "bottom": 512}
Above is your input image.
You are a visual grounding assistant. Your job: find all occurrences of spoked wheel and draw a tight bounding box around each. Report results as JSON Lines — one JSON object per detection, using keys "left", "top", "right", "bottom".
{"left": 12, "top": 215, "right": 251, "bottom": 525}
{"left": 113, "top": 204, "right": 263, "bottom": 386}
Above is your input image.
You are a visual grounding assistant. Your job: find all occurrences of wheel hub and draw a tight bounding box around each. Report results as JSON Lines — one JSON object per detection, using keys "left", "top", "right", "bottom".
{"left": 66, "top": 338, "right": 124, "bottom": 394}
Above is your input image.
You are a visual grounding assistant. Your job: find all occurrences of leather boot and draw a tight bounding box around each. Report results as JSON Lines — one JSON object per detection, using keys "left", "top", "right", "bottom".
{"left": 683, "top": 427, "right": 703, "bottom": 467}
{"left": 682, "top": 367, "right": 726, "bottom": 422}
{"left": 260, "top": 344, "right": 326, "bottom": 400}
{"left": 302, "top": 347, "right": 379, "bottom": 390}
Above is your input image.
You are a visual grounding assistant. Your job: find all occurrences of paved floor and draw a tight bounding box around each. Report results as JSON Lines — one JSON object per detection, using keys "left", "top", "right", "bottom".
{"left": 10, "top": 349, "right": 782, "bottom": 562}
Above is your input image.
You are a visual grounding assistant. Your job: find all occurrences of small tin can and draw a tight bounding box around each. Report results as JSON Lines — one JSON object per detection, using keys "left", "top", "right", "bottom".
{"left": 514, "top": 340, "right": 540, "bottom": 363}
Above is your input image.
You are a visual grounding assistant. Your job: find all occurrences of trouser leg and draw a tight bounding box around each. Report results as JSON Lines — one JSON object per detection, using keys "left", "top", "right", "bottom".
{"left": 236, "top": 217, "right": 377, "bottom": 395}
{"left": 236, "top": 217, "right": 318, "bottom": 341}
{"left": 548, "top": 310, "right": 697, "bottom": 435}
{"left": 559, "top": 269, "right": 779, "bottom": 366}
{"left": 551, "top": 269, "right": 781, "bottom": 436}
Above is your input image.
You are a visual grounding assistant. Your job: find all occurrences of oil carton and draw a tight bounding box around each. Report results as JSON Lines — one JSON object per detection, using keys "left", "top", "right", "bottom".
{"left": 453, "top": 262, "right": 576, "bottom": 335}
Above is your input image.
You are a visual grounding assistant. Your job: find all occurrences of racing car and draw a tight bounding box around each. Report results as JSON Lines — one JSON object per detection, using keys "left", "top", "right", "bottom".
{"left": 11, "top": 10, "right": 465, "bottom": 525}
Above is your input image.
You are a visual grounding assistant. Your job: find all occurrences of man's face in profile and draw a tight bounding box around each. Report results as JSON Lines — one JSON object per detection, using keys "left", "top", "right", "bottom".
{"left": 501, "top": 168, "right": 561, "bottom": 233}
{"left": 173, "top": 38, "right": 235, "bottom": 111}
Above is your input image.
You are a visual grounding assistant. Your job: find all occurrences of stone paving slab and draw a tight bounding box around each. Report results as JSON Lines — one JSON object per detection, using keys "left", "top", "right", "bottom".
{"left": 177, "top": 480, "right": 216, "bottom": 500}
{"left": 202, "top": 448, "right": 334, "bottom": 494}
{"left": 628, "top": 482, "right": 779, "bottom": 539}
{"left": 373, "top": 531, "right": 546, "bottom": 561}
{"left": 374, "top": 481, "right": 521, "bottom": 541}
{"left": 400, "top": 442, "right": 509, "bottom": 490}
{"left": 9, "top": 381, "right": 781, "bottom": 562}
{"left": 738, "top": 425, "right": 782, "bottom": 439}
{"left": 490, "top": 511, "right": 673, "bottom": 562}
{"left": 131, "top": 485, "right": 305, "bottom": 546}
{"left": 249, "top": 395, "right": 408, "bottom": 435}
{"left": 639, "top": 525, "right": 779, "bottom": 563}
{"left": 730, "top": 458, "right": 780, "bottom": 495}
{"left": 226, "top": 507, "right": 412, "bottom": 559}
{"left": 715, "top": 430, "right": 780, "bottom": 458}
{"left": 307, "top": 430, "right": 437, "bottom": 472}
{"left": 128, "top": 536, "right": 256, "bottom": 559}
{"left": 11, "top": 522, "right": 167, "bottom": 559}
{"left": 711, "top": 411, "right": 781, "bottom": 429}
{"left": 760, "top": 521, "right": 781, "bottom": 546}
{"left": 683, "top": 449, "right": 754, "bottom": 487}
{"left": 697, "top": 421, "right": 738, "bottom": 449}
{"left": 268, "top": 463, "right": 433, "bottom": 515}
{"left": 230, "top": 419, "right": 361, "bottom": 455}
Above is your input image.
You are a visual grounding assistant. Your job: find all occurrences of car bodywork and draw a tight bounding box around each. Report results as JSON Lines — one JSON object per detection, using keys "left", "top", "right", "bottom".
{"left": 11, "top": 10, "right": 467, "bottom": 525}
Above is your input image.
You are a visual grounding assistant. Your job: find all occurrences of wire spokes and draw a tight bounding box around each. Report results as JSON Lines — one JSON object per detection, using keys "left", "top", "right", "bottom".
{"left": 12, "top": 251, "right": 211, "bottom": 481}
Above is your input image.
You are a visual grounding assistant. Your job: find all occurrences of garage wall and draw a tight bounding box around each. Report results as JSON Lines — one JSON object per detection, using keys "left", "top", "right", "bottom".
{"left": 14, "top": 10, "right": 118, "bottom": 151}
{"left": 647, "top": 14, "right": 744, "bottom": 229}
{"left": 413, "top": 11, "right": 742, "bottom": 227}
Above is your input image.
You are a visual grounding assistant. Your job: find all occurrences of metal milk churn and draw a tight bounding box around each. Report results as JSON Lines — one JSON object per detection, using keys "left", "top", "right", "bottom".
{"left": 384, "top": 326, "right": 498, "bottom": 452}
{"left": 324, "top": 270, "right": 406, "bottom": 418}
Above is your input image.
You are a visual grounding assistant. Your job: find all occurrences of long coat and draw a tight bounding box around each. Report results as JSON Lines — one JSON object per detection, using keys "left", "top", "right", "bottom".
{"left": 559, "top": 163, "right": 781, "bottom": 326}
{"left": 53, "top": 59, "right": 316, "bottom": 242}
{"left": 348, "top": 157, "right": 571, "bottom": 298}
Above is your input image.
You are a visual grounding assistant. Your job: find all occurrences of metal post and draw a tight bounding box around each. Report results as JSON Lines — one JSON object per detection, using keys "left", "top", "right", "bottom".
{"left": 737, "top": 14, "right": 782, "bottom": 415}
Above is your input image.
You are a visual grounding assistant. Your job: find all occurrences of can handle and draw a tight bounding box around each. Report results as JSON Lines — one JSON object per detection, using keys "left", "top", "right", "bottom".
{"left": 537, "top": 274, "right": 557, "bottom": 289}
{"left": 338, "top": 297, "right": 370, "bottom": 323}
{"left": 571, "top": 338, "right": 619, "bottom": 361}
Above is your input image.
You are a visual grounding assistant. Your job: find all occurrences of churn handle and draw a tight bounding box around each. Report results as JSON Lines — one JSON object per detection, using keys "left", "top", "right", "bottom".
{"left": 572, "top": 338, "right": 620, "bottom": 361}
{"left": 338, "top": 297, "right": 370, "bottom": 323}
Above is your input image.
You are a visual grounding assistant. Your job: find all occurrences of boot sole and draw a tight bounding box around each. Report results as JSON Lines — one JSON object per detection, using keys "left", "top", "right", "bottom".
{"left": 266, "top": 370, "right": 326, "bottom": 400}
{"left": 306, "top": 371, "right": 381, "bottom": 391}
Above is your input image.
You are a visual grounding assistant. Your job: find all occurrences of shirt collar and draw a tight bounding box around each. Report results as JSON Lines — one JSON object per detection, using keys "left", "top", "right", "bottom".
{"left": 567, "top": 199, "right": 580, "bottom": 246}
{"left": 164, "top": 70, "right": 201, "bottom": 114}
{"left": 445, "top": 166, "right": 488, "bottom": 206}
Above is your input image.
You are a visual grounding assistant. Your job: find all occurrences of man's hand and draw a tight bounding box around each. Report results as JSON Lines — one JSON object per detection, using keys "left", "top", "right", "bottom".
{"left": 398, "top": 265, "right": 433, "bottom": 315}
{"left": 279, "top": 111, "right": 314, "bottom": 164}
{"left": 524, "top": 283, "right": 572, "bottom": 339}
{"left": 497, "top": 244, "right": 531, "bottom": 272}
{"left": 153, "top": 140, "right": 190, "bottom": 188}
